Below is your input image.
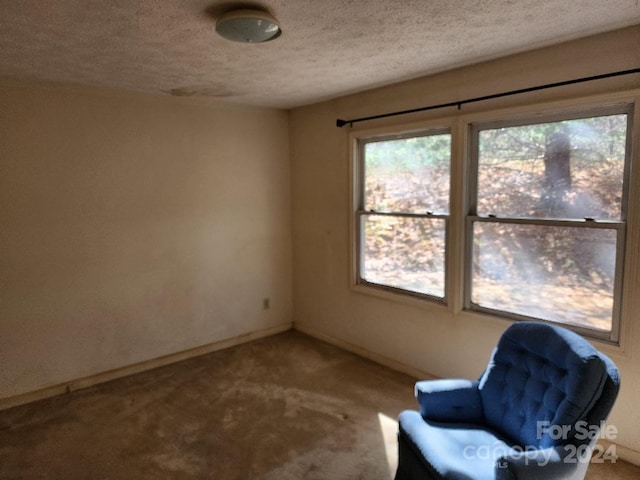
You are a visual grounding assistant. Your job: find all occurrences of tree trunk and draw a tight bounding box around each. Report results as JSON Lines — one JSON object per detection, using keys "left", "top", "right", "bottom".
{"left": 540, "top": 131, "right": 571, "bottom": 216}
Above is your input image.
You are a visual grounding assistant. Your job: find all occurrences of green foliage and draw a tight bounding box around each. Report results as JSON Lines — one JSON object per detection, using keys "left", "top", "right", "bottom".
{"left": 364, "top": 134, "right": 451, "bottom": 214}
{"left": 365, "top": 134, "right": 451, "bottom": 170}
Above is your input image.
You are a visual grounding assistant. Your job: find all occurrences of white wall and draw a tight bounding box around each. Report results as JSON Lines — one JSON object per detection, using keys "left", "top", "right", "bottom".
{"left": 0, "top": 81, "right": 292, "bottom": 400}
{"left": 291, "top": 26, "right": 640, "bottom": 461}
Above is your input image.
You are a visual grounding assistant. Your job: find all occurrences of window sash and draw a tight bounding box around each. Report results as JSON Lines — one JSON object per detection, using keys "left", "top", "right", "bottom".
{"left": 355, "top": 128, "right": 452, "bottom": 302}
{"left": 465, "top": 104, "right": 632, "bottom": 342}
{"left": 467, "top": 104, "right": 634, "bottom": 222}
{"left": 358, "top": 128, "right": 451, "bottom": 215}
{"left": 463, "top": 216, "right": 625, "bottom": 342}
{"left": 356, "top": 211, "right": 449, "bottom": 301}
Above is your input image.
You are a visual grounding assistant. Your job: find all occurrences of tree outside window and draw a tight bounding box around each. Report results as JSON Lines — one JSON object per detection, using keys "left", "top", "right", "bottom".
{"left": 468, "top": 108, "right": 630, "bottom": 337}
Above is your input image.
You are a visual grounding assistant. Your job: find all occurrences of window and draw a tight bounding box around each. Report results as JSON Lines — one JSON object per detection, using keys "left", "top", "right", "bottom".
{"left": 466, "top": 106, "right": 632, "bottom": 340}
{"left": 352, "top": 97, "right": 635, "bottom": 342}
{"left": 356, "top": 130, "right": 451, "bottom": 300}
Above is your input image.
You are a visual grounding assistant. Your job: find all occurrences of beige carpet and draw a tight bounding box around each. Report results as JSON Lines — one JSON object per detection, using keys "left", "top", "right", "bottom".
{"left": 0, "top": 330, "right": 638, "bottom": 479}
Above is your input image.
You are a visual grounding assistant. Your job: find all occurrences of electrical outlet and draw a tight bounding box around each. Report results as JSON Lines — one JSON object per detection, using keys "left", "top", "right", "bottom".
{"left": 263, "top": 298, "right": 270, "bottom": 310}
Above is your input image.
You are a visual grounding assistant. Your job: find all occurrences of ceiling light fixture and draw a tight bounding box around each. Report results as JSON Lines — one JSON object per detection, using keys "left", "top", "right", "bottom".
{"left": 215, "top": 9, "right": 281, "bottom": 43}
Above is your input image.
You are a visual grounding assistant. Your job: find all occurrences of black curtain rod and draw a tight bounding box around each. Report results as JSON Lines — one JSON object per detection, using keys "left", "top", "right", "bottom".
{"left": 335, "top": 68, "right": 640, "bottom": 128}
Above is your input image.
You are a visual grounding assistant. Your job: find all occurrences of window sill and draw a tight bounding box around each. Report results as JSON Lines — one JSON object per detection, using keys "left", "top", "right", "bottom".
{"left": 351, "top": 281, "right": 449, "bottom": 313}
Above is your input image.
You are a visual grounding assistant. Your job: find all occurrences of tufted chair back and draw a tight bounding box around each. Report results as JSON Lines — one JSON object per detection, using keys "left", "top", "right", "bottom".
{"left": 478, "top": 322, "right": 613, "bottom": 450}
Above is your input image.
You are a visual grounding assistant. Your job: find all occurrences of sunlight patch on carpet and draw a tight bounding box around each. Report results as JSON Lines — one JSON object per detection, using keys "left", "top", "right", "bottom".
{"left": 378, "top": 412, "right": 398, "bottom": 478}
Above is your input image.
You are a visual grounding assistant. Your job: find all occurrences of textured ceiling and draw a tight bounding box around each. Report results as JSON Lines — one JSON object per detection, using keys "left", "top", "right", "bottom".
{"left": 0, "top": 0, "right": 638, "bottom": 108}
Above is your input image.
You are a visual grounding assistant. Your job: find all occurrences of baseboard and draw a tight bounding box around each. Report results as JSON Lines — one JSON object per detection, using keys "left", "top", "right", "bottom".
{"left": 293, "top": 322, "right": 436, "bottom": 381}
{"left": 0, "top": 322, "right": 293, "bottom": 411}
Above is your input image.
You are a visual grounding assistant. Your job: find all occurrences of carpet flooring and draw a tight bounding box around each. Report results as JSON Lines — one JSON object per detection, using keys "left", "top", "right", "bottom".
{"left": 0, "top": 330, "right": 638, "bottom": 479}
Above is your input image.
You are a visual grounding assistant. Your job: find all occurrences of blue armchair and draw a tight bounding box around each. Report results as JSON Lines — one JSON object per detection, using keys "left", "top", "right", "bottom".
{"left": 395, "top": 321, "right": 620, "bottom": 480}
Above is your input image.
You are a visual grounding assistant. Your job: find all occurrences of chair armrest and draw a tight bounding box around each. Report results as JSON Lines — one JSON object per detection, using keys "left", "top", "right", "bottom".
{"left": 495, "top": 446, "right": 590, "bottom": 480}
{"left": 415, "top": 379, "right": 484, "bottom": 423}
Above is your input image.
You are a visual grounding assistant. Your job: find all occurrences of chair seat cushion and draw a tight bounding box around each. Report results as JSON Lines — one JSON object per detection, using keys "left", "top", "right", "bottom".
{"left": 399, "top": 410, "right": 515, "bottom": 480}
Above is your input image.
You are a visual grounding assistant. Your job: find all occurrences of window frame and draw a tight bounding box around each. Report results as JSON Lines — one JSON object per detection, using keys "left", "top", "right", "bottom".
{"left": 351, "top": 122, "right": 455, "bottom": 306}
{"left": 464, "top": 103, "right": 633, "bottom": 343}
{"left": 349, "top": 92, "right": 638, "bottom": 345}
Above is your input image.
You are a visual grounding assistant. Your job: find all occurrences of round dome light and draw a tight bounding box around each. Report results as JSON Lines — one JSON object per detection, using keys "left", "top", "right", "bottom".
{"left": 215, "top": 9, "right": 282, "bottom": 43}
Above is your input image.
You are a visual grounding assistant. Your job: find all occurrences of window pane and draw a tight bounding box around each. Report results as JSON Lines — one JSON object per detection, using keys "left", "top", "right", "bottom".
{"left": 477, "top": 114, "right": 627, "bottom": 220}
{"left": 364, "top": 133, "right": 451, "bottom": 214}
{"left": 471, "top": 222, "right": 617, "bottom": 331}
{"left": 362, "top": 215, "right": 445, "bottom": 298}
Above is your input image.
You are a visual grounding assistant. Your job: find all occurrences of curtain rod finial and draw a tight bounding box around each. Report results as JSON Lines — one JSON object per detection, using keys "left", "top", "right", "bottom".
{"left": 336, "top": 119, "right": 348, "bottom": 128}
